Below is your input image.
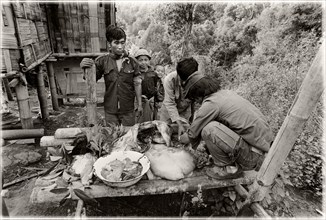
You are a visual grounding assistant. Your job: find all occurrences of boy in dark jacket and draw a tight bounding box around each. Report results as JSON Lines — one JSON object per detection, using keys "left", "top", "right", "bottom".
{"left": 80, "top": 25, "right": 142, "bottom": 127}
{"left": 135, "top": 48, "right": 163, "bottom": 123}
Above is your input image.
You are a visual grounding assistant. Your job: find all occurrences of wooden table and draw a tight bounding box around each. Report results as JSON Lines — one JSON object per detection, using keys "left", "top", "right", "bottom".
{"left": 30, "top": 169, "right": 257, "bottom": 204}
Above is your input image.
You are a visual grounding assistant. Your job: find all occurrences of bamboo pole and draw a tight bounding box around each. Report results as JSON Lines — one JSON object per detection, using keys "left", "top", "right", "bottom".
{"left": 88, "top": 3, "right": 100, "bottom": 53}
{"left": 251, "top": 203, "right": 271, "bottom": 218}
{"left": 248, "top": 39, "right": 325, "bottom": 201}
{"left": 234, "top": 185, "right": 249, "bottom": 198}
{"left": 15, "top": 82, "right": 33, "bottom": 129}
{"left": 46, "top": 61, "right": 59, "bottom": 111}
{"left": 74, "top": 199, "right": 84, "bottom": 218}
{"left": 234, "top": 185, "right": 271, "bottom": 218}
{"left": 2, "top": 78, "right": 14, "bottom": 101}
{"left": 2, "top": 47, "right": 15, "bottom": 101}
{"left": 1, "top": 129, "right": 44, "bottom": 140}
{"left": 36, "top": 67, "right": 49, "bottom": 120}
{"left": 8, "top": 78, "right": 20, "bottom": 87}
{"left": 84, "top": 64, "right": 97, "bottom": 126}
{"left": 1, "top": 119, "right": 43, "bottom": 130}
{"left": 0, "top": 71, "right": 19, "bottom": 79}
{"left": 52, "top": 53, "right": 106, "bottom": 58}
{"left": 9, "top": 4, "right": 24, "bottom": 63}
{"left": 23, "top": 52, "right": 52, "bottom": 73}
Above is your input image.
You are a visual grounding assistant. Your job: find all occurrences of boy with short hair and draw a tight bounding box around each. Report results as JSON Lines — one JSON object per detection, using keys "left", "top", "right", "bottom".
{"left": 80, "top": 25, "right": 142, "bottom": 127}
{"left": 134, "top": 48, "right": 163, "bottom": 122}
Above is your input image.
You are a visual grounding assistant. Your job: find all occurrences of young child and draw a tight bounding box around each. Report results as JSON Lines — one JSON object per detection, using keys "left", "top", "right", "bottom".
{"left": 135, "top": 48, "right": 164, "bottom": 123}
{"left": 80, "top": 25, "right": 143, "bottom": 127}
{"left": 155, "top": 64, "right": 165, "bottom": 79}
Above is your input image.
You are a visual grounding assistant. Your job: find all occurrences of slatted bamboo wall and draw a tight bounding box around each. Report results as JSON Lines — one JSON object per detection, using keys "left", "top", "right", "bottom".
{"left": 46, "top": 2, "right": 116, "bottom": 98}
{"left": 1, "top": 3, "right": 19, "bottom": 72}
{"left": 1, "top": 2, "right": 51, "bottom": 72}
{"left": 47, "top": 2, "right": 116, "bottom": 53}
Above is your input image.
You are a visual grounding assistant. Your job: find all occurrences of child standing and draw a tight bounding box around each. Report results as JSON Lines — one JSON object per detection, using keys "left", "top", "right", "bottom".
{"left": 155, "top": 64, "right": 165, "bottom": 79}
{"left": 135, "top": 48, "right": 164, "bottom": 123}
{"left": 80, "top": 25, "right": 143, "bottom": 127}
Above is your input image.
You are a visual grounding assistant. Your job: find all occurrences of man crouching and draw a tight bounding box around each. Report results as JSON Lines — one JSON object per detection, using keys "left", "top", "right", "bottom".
{"left": 178, "top": 63, "right": 274, "bottom": 179}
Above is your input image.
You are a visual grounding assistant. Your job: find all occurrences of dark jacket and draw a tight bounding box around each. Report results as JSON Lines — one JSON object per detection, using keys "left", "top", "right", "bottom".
{"left": 141, "top": 66, "right": 164, "bottom": 103}
{"left": 95, "top": 53, "right": 140, "bottom": 114}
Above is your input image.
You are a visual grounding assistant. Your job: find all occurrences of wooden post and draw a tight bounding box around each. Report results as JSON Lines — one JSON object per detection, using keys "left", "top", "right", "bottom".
{"left": 234, "top": 185, "right": 271, "bottom": 218}
{"left": 3, "top": 48, "right": 15, "bottom": 101}
{"left": 75, "top": 199, "right": 84, "bottom": 218}
{"left": 15, "top": 82, "right": 33, "bottom": 129}
{"left": 46, "top": 60, "right": 60, "bottom": 111}
{"left": 248, "top": 39, "right": 325, "bottom": 201}
{"left": 52, "top": 53, "right": 106, "bottom": 58}
{"left": 1, "top": 129, "right": 44, "bottom": 140}
{"left": 85, "top": 64, "right": 97, "bottom": 126}
{"left": 3, "top": 78, "right": 14, "bottom": 101}
{"left": 36, "top": 66, "right": 49, "bottom": 120}
{"left": 89, "top": 3, "right": 100, "bottom": 52}
{"left": 104, "top": 3, "right": 115, "bottom": 27}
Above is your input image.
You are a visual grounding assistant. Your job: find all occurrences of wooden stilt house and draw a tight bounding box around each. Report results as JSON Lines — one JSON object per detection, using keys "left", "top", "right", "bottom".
{"left": 1, "top": 1, "right": 116, "bottom": 130}
{"left": 1, "top": 2, "right": 54, "bottom": 129}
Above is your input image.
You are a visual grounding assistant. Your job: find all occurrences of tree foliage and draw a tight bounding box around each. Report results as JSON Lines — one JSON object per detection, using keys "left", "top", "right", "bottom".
{"left": 116, "top": 2, "right": 323, "bottom": 195}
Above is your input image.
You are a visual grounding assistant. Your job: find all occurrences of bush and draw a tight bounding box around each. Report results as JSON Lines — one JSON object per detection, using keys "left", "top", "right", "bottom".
{"left": 227, "top": 3, "right": 323, "bottom": 194}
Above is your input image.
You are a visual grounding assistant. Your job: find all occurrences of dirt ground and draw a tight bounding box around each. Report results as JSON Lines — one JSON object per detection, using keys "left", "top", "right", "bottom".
{"left": 1, "top": 90, "right": 323, "bottom": 218}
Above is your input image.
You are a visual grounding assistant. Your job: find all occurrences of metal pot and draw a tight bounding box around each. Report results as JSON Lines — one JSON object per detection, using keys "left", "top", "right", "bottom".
{"left": 93, "top": 151, "right": 150, "bottom": 188}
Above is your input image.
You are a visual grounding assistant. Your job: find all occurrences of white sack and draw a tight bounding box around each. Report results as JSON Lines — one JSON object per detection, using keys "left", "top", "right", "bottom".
{"left": 145, "top": 144, "right": 195, "bottom": 180}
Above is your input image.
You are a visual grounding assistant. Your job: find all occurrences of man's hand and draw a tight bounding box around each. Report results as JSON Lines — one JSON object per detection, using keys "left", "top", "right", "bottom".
{"left": 141, "top": 95, "right": 148, "bottom": 102}
{"left": 80, "top": 58, "right": 94, "bottom": 69}
{"left": 135, "top": 105, "right": 143, "bottom": 119}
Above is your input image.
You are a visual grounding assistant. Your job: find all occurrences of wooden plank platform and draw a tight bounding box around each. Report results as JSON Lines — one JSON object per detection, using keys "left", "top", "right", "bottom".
{"left": 30, "top": 169, "right": 257, "bottom": 204}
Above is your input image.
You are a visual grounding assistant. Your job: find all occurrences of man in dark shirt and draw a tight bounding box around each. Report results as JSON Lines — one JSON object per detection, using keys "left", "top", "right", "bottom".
{"left": 179, "top": 71, "right": 274, "bottom": 179}
{"left": 80, "top": 25, "right": 142, "bottom": 127}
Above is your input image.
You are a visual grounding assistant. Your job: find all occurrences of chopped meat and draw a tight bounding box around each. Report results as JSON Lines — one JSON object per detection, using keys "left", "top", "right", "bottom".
{"left": 101, "top": 157, "right": 143, "bottom": 182}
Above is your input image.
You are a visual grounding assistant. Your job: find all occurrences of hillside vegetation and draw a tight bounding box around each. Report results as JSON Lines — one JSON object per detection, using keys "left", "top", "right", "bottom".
{"left": 116, "top": 2, "right": 323, "bottom": 196}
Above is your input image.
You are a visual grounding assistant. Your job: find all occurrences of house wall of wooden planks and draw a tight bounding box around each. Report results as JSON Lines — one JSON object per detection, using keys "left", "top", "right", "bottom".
{"left": 47, "top": 3, "right": 115, "bottom": 53}
{"left": 1, "top": 2, "right": 52, "bottom": 73}
{"left": 46, "top": 2, "right": 116, "bottom": 98}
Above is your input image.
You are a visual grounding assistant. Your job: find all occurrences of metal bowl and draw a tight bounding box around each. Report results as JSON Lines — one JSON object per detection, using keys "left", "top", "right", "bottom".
{"left": 93, "top": 151, "right": 150, "bottom": 188}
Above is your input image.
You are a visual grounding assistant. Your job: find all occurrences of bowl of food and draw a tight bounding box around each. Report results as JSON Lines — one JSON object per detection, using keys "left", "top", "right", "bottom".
{"left": 93, "top": 151, "right": 150, "bottom": 187}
